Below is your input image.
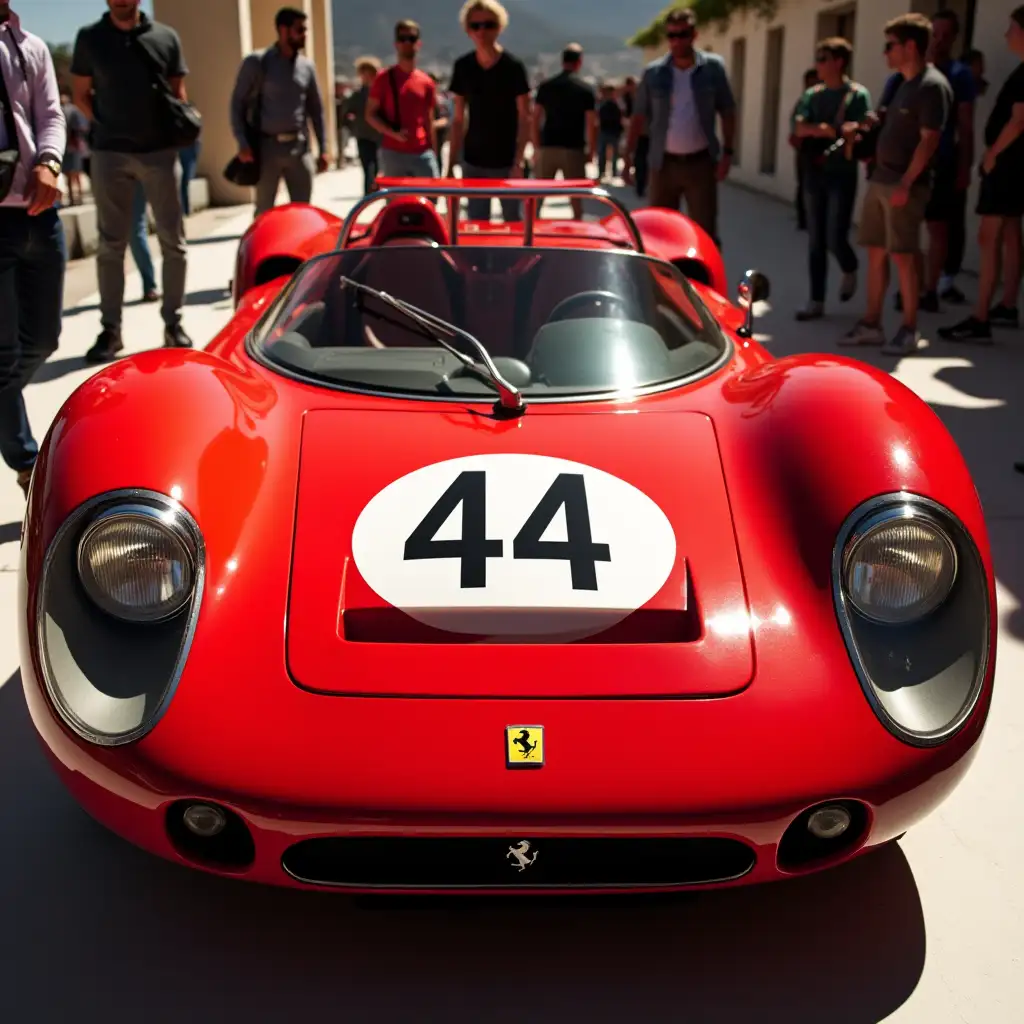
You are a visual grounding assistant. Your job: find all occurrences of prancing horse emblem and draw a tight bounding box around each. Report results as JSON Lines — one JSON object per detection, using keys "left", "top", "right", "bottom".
{"left": 507, "top": 840, "right": 539, "bottom": 872}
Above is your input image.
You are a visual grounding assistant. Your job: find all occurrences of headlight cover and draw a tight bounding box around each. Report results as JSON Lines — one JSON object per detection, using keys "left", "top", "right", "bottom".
{"left": 36, "top": 490, "right": 205, "bottom": 746}
{"left": 78, "top": 507, "right": 195, "bottom": 623}
{"left": 833, "top": 494, "right": 990, "bottom": 747}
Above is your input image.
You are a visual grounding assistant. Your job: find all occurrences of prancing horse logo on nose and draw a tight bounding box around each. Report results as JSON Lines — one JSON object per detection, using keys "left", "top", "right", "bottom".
{"left": 507, "top": 840, "right": 539, "bottom": 872}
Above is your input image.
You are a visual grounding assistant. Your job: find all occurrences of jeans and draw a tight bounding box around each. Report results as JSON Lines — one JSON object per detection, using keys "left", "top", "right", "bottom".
{"left": 598, "top": 131, "right": 622, "bottom": 179}
{"left": 91, "top": 147, "right": 187, "bottom": 331}
{"left": 128, "top": 181, "right": 157, "bottom": 296}
{"left": 179, "top": 140, "right": 200, "bottom": 215}
{"left": 460, "top": 161, "right": 519, "bottom": 222}
{"left": 804, "top": 167, "right": 859, "bottom": 303}
{"left": 378, "top": 147, "right": 439, "bottom": 178}
{"left": 944, "top": 186, "right": 968, "bottom": 277}
{"left": 634, "top": 135, "right": 650, "bottom": 197}
{"left": 0, "top": 208, "right": 65, "bottom": 472}
{"left": 795, "top": 154, "right": 807, "bottom": 230}
{"left": 357, "top": 137, "right": 379, "bottom": 194}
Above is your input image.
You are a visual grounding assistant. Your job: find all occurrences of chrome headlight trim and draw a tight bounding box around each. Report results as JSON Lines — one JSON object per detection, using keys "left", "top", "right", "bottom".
{"left": 36, "top": 489, "right": 206, "bottom": 747}
{"left": 832, "top": 492, "right": 991, "bottom": 748}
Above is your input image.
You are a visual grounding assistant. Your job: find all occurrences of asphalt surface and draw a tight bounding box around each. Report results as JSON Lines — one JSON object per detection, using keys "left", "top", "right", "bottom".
{"left": 0, "top": 166, "right": 1021, "bottom": 1023}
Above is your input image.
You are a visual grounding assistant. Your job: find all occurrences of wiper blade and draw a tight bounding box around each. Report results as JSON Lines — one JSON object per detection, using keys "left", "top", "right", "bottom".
{"left": 338, "top": 275, "right": 525, "bottom": 413}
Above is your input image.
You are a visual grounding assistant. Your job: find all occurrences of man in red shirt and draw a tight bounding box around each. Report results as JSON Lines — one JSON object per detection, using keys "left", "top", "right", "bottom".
{"left": 365, "top": 20, "right": 439, "bottom": 178}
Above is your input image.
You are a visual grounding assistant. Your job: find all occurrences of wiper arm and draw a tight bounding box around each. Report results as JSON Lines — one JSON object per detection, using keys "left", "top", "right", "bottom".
{"left": 338, "top": 275, "right": 525, "bottom": 413}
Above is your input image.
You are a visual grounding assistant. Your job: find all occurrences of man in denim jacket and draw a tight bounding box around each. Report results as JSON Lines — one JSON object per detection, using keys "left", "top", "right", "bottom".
{"left": 624, "top": 7, "right": 736, "bottom": 243}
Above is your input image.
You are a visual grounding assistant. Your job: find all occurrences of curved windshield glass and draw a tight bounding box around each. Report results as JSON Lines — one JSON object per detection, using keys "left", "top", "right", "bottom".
{"left": 252, "top": 247, "right": 728, "bottom": 400}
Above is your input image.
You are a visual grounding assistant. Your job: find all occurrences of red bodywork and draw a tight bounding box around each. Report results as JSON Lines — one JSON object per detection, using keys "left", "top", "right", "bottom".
{"left": 19, "top": 180, "right": 996, "bottom": 893}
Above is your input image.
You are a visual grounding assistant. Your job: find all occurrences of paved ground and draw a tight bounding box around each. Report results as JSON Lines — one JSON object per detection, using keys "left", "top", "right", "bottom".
{"left": 0, "top": 166, "right": 1022, "bottom": 1023}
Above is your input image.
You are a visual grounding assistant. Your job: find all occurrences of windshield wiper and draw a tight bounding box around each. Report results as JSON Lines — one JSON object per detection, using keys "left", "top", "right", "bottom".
{"left": 338, "top": 275, "right": 525, "bottom": 413}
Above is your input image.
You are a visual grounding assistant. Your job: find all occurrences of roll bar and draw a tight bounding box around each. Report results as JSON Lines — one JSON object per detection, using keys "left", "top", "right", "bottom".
{"left": 336, "top": 181, "right": 645, "bottom": 253}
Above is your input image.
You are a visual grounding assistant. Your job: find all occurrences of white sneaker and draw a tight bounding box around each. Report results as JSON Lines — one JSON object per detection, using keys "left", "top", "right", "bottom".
{"left": 882, "top": 325, "right": 925, "bottom": 355}
{"left": 839, "top": 320, "right": 885, "bottom": 346}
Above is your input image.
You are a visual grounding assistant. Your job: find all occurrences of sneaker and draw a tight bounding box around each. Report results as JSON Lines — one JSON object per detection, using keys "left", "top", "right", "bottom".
{"left": 16, "top": 467, "right": 32, "bottom": 497}
{"left": 839, "top": 271, "right": 857, "bottom": 303}
{"left": 940, "top": 284, "right": 967, "bottom": 304}
{"left": 85, "top": 329, "right": 124, "bottom": 364}
{"left": 919, "top": 291, "right": 939, "bottom": 313}
{"left": 839, "top": 320, "right": 885, "bottom": 346}
{"left": 882, "top": 324, "right": 925, "bottom": 355}
{"left": 937, "top": 316, "right": 992, "bottom": 343}
{"left": 164, "top": 325, "right": 193, "bottom": 349}
{"left": 989, "top": 304, "right": 1020, "bottom": 329}
{"left": 795, "top": 301, "right": 824, "bottom": 322}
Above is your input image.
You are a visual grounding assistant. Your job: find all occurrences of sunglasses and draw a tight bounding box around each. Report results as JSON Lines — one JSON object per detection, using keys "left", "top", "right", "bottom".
{"left": 815, "top": 52, "right": 830, "bottom": 62}
{"left": 666, "top": 29, "right": 694, "bottom": 40}
{"left": 884, "top": 40, "right": 899, "bottom": 52}
{"left": 396, "top": 34, "right": 419, "bottom": 43}
{"left": 469, "top": 20, "right": 499, "bottom": 31}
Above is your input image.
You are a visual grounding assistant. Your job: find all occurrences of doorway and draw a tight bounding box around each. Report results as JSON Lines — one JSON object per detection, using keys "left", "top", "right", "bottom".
{"left": 760, "top": 27, "right": 785, "bottom": 176}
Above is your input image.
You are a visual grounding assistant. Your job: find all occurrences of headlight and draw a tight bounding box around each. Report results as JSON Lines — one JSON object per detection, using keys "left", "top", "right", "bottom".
{"left": 833, "top": 494, "right": 990, "bottom": 747}
{"left": 842, "top": 511, "right": 956, "bottom": 624}
{"left": 36, "top": 491, "right": 204, "bottom": 746}
{"left": 78, "top": 507, "right": 195, "bottom": 623}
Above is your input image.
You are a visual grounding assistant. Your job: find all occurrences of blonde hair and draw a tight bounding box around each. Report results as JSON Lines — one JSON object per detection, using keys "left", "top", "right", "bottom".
{"left": 354, "top": 55, "right": 381, "bottom": 74}
{"left": 459, "top": 0, "right": 509, "bottom": 31}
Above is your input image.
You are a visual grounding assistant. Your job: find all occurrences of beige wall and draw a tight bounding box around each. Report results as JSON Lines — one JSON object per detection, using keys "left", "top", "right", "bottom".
{"left": 310, "top": 0, "right": 337, "bottom": 159}
{"left": 152, "top": 0, "right": 253, "bottom": 207}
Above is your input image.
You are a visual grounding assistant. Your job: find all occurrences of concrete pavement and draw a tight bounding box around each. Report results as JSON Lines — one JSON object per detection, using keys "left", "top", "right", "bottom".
{"left": 0, "top": 166, "right": 1022, "bottom": 1023}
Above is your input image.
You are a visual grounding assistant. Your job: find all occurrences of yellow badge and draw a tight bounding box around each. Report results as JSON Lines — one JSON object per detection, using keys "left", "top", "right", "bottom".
{"left": 505, "top": 726, "right": 544, "bottom": 769}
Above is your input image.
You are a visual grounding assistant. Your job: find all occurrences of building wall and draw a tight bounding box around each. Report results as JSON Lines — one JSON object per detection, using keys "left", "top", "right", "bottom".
{"left": 691, "top": 0, "right": 1014, "bottom": 273}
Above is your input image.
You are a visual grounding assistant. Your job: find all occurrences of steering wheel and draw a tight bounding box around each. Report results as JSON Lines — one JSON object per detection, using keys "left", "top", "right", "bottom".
{"left": 546, "top": 290, "right": 632, "bottom": 323}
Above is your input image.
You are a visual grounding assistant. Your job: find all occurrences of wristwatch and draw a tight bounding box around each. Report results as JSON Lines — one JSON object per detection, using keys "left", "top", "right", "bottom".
{"left": 36, "top": 155, "right": 62, "bottom": 177}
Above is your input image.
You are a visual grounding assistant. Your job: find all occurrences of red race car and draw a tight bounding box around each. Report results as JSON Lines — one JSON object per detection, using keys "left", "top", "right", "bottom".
{"left": 19, "top": 179, "right": 995, "bottom": 893}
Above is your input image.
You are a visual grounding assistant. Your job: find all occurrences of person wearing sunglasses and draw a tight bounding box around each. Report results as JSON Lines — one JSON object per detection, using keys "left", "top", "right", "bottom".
{"left": 365, "top": 20, "right": 439, "bottom": 181}
{"left": 622, "top": 7, "right": 736, "bottom": 246}
{"left": 447, "top": 1, "right": 532, "bottom": 222}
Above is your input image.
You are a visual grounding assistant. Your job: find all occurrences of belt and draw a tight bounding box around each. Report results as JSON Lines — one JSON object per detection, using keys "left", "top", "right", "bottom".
{"left": 262, "top": 132, "right": 302, "bottom": 143}
{"left": 664, "top": 148, "right": 711, "bottom": 162}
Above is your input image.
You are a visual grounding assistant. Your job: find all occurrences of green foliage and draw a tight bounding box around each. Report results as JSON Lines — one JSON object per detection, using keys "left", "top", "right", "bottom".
{"left": 48, "top": 43, "right": 73, "bottom": 88}
{"left": 627, "top": 0, "right": 778, "bottom": 48}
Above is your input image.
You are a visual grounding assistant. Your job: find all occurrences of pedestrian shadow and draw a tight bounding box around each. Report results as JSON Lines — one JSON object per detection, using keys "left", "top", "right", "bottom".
{"left": 185, "top": 234, "right": 244, "bottom": 247}
{"left": 184, "top": 287, "right": 231, "bottom": 306}
{"left": 0, "top": 667, "right": 926, "bottom": 1023}
{"left": 30, "top": 356, "right": 88, "bottom": 384}
{"left": 63, "top": 296, "right": 160, "bottom": 318}
{"left": 0, "top": 521, "right": 20, "bottom": 544}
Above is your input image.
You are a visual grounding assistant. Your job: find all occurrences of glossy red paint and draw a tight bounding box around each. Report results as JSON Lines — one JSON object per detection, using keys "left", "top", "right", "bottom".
{"left": 19, "top": 181, "right": 996, "bottom": 893}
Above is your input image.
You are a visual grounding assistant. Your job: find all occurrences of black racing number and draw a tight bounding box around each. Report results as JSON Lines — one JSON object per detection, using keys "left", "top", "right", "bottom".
{"left": 404, "top": 471, "right": 503, "bottom": 588}
{"left": 513, "top": 473, "right": 611, "bottom": 591}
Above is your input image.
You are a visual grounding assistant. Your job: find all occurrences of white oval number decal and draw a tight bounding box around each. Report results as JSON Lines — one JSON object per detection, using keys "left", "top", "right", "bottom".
{"left": 351, "top": 454, "right": 676, "bottom": 637}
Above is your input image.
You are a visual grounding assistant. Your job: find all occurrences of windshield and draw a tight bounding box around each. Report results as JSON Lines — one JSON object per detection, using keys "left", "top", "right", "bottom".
{"left": 251, "top": 247, "right": 729, "bottom": 401}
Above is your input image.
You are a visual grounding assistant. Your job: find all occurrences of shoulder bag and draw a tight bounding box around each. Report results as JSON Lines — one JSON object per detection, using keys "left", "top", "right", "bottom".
{"left": 134, "top": 34, "right": 202, "bottom": 149}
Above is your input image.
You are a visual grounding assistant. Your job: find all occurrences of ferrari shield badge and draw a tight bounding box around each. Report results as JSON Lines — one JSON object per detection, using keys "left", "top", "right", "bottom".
{"left": 506, "top": 726, "right": 544, "bottom": 769}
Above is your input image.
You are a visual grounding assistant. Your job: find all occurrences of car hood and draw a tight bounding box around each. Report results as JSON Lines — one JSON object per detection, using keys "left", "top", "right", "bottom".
{"left": 287, "top": 407, "right": 753, "bottom": 698}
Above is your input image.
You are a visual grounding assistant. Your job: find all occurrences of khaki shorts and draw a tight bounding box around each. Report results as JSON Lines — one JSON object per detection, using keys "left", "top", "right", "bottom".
{"left": 857, "top": 179, "right": 930, "bottom": 254}
{"left": 535, "top": 146, "right": 587, "bottom": 179}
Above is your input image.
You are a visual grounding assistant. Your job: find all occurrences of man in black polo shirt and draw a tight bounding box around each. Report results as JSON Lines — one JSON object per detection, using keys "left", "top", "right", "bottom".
{"left": 71, "top": 0, "right": 193, "bottom": 362}
{"left": 446, "top": 1, "right": 531, "bottom": 222}
{"left": 532, "top": 43, "right": 596, "bottom": 219}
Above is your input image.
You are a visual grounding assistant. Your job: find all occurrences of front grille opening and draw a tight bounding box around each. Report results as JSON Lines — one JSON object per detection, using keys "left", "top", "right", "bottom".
{"left": 777, "top": 801, "right": 869, "bottom": 872}
{"left": 282, "top": 836, "right": 755, "bottom": 889}
{"left": 166, "top": 800, "right": 256, "bottom": 871}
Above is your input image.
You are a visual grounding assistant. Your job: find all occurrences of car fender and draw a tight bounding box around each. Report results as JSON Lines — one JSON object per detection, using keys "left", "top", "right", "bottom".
{"left": 629, "top": 207, "right": 728, "bottom": 296}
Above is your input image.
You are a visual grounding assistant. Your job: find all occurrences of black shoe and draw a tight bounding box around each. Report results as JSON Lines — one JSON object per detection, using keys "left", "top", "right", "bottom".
{"left": 989, "top": 304, "right": 1020, "bottom": 329}
{"left": 16, "top": 467, "right": 32, "bottom": 497}
{"left": 937, "top": 316, "right": 992, "bottom": 343}
{"left": 85, "top": 329, "right": 124, "bottom": 364}
{"left": 940, "top": 284, "right": 967, "bottom": 304}
{"left": 919, "top": 291, "right": 939, "bottom": 313}
{"left": 164, "top": 325, "right": 193, "bottom": 349}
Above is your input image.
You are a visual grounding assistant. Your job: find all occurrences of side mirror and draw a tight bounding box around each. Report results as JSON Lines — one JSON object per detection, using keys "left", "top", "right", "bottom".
{"left": 736, "top": 269, "right": 770, "bottom": 338}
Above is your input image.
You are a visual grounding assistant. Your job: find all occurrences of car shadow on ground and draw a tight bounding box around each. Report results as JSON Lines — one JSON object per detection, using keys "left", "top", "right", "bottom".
{"left": 0, "top": 521, "right": 20, "bottom": 544}
{"left": 0, "top": 669, "right": 925, "bottom": 1023}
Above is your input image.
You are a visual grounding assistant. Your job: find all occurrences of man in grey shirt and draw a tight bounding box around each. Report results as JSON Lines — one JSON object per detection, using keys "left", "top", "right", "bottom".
{"left": 229, "top": 6, "right": 328, "bottom": 216}
{"left": 841, "top": 13, "right": 951, "bottom": 355}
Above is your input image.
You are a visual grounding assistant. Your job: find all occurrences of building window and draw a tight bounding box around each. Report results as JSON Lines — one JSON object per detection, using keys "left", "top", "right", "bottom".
{"left": 816, "top": 4, "right": 857, "bottom": 77}
{"left": 760, "top": 27, "right": 785, "bottom": 176}
{"left": 731, "top": 38, "right": 746, "bottom": 167}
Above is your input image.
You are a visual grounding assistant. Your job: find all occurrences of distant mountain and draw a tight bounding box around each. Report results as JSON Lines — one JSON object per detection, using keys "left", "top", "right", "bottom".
{"left": 331, "top": 1, "right": 636, "bottom": 67}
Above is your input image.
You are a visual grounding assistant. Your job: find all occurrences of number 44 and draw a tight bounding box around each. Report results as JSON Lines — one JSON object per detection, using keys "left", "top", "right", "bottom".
{"left": 404, "top": 471, "right": 611, "bottom": 590}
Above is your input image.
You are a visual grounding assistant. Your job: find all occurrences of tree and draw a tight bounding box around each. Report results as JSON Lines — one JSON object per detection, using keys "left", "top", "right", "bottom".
{"left": 48, "top": 43, "right": 73, "bottom": 90}
{"left": 627, "top": 0, "right": 777, "bottom": 48}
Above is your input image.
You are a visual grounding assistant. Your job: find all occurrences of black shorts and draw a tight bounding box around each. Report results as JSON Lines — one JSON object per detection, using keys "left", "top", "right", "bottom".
{"left": 924, "top": 170, "right": 961, "bottom": 222}
{"left": 976, "top": 162, "right": 1024, "bottom": 218}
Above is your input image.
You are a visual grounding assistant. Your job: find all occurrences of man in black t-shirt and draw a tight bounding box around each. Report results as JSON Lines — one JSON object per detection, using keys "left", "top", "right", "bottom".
{"left": 939, "top": 6, "right": 1024, "bottom": 342}
{"left": 447, "top": 1, "right": 531, "bottom": 221}
{"left": 532, "top": 43, "right": 596, "bottom": 219}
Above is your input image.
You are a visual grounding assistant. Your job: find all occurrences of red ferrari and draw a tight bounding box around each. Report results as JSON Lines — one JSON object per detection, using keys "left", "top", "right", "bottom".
{"left": 19, "top": 179, "right": 995, "bottom": 893}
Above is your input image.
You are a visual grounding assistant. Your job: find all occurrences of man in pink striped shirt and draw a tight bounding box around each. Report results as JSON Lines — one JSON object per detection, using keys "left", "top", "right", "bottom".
{"left": 0, "top": 1, "right": 65, "bottom": 497}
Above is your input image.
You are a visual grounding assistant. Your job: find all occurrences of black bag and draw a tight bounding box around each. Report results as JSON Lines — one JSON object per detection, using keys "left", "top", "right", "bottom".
{"left": 799, "top": 84, "right": 857, "bottom": 168}
{"left": 0, "top": 25, "right": 27, "bottom": 202}
{"left": 224, "top": 50, "right": 275, "bottom": 187}
{"left": 134, "top": 35, "right": 202, "bottom": 149}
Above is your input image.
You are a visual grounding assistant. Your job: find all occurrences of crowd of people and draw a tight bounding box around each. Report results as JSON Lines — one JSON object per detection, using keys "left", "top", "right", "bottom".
{"left": 2, "top": 0, "right": 1024, "bottom": 499}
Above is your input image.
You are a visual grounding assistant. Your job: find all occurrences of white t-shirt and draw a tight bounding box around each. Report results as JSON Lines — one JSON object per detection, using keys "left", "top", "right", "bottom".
{"left": 665, "top": 65, "right": 708, "bottom": 156}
